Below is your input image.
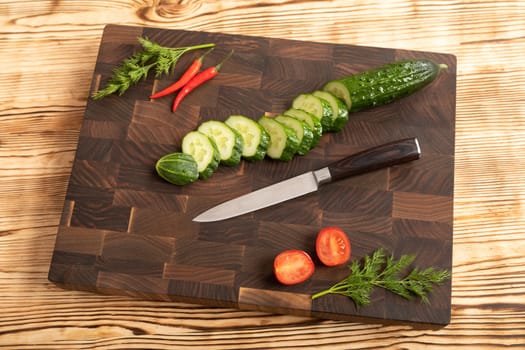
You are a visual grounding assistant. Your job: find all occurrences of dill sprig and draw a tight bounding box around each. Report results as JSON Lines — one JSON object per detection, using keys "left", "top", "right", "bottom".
{"left": 92, "top": 37, "right": 215, "bottom": 100}
{"left": 311, "top": 248, "right": 451, "bottom": 307}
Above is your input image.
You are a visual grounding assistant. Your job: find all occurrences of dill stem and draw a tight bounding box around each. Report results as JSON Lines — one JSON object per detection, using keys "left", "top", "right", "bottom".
{"left": 311, "top": 281, "right": 346, "bottom": 300}
{"left": 177, "top": 43, "right": 215, "bottom": 52}
{"left": 311, "top": 289, "right": 332, "bottom": 300}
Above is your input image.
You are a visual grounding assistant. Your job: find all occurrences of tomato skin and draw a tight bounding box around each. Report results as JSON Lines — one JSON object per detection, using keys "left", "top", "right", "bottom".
{"left": 273, "top": 250, "right": 315, "bottom": 285}
{"left": 316, "top": 227, "right": 351, "bottom": 267}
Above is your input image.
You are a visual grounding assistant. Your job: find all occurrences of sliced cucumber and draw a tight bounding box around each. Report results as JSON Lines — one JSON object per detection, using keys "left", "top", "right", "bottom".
{"left": 155, "top": 152, "right": 199, "bottom": 186}
{"left": 292, "top": 94, "right": 334, "bottom": 133}
{"left": 181, "top": 131, "right": 220, "bottom": 180}
{"left": 274, "top": 115, "right": 314, "bottom": 155}
{"left": 198, "top": 120, "right": 243, "bottom": 166}
{"left": 312, "top": 90, "right": 349, "bottom": 132}
{"left": 258, "top": 116, "right": 300, "bottom": 161}
{"left": 225, "top": 115, "right": 270, "bottom": 161}
{"left": 283, "top": 108, "right": 323, "bottom": 147}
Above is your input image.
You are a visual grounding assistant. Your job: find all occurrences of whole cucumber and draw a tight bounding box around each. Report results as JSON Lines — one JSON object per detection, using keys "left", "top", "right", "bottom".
{"left": 323, "top": 59, "right": 447, "bottom": 112}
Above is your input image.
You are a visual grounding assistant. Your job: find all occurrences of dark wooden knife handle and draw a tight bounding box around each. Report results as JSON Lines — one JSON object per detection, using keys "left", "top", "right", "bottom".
{"left": 327, "top": 137, "right": 421, "bottom": 182}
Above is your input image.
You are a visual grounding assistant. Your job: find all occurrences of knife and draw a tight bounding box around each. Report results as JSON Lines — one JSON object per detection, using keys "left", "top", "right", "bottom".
{"left": 193, "top": 137, "right": 421, "bottom": 222}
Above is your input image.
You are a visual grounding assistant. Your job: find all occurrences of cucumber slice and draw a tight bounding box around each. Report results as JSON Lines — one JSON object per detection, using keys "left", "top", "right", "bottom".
{"left": 181, "top": 131, "right": 220, "bottom": 180}
{"left": 198, "top": 120, "right": 243, "bottom": 166}
{"left": 258, "top": 116, "right": 300, "bottom": 161}
{"left": 155, "top": 152, "right": 199, "bottom": 186}
{"left": 292, "top": 94, "right": 334, "bottom": 133}
{"left": 225, "top": 115, "right": 269, "bottom": 161}
{"left": 322, "top": 80, "right": 352, "bottom": 111}
{"left": 312, "top": 90, "right": 349, "bottom": 132}
{"left": 283, "top": 108, "right": 322, "bottom": 147}
{"left": 275, "top": 115, "right": 314, "bottom": 155}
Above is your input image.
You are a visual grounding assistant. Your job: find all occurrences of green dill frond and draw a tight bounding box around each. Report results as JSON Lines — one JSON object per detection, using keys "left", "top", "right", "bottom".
{"left": 312, "top": 248, "right": 451, "bottom": 308}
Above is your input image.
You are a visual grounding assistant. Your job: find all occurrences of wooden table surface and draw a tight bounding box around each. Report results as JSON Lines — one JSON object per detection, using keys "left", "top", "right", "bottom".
{"left": 1, "top": 1, "right": 523, "bottom": 348}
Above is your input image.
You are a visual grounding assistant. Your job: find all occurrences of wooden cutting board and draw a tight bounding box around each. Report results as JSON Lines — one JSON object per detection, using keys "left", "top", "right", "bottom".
{"left": 48, "top": 24, "right": 456, "bottom": 325}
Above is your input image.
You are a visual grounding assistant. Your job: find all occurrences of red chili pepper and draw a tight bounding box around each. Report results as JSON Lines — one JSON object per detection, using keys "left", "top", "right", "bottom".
{"left": 149, "top": 47, "right": 214, "bottom": 99}
{"left": 172, "top": 50, "right": 234, "bottom": 112}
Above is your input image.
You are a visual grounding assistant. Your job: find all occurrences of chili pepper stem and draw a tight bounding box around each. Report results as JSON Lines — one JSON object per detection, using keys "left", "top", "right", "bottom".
{"left": 198, "top": 47, "right": 215, "bottom": 62}
{"left": 215, "top": 49, "right": 235, "bottom": 70}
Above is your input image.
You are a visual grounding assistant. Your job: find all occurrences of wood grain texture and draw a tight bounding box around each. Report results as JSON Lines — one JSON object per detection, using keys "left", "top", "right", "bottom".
{"left": 1, "top": 0, "right": 524, "bottom": 348}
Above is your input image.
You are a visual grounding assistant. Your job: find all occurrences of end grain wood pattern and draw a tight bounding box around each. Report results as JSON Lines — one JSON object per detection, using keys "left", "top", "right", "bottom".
{"left": 48, "top": 24, "right": 456, "bottom": 325}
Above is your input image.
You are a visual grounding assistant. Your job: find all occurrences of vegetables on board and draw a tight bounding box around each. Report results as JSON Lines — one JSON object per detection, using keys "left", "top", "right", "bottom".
{"left": 315, "top": 227, "right": 351, "bottom": 267}
{"left": 155, "top": 152, "right": 199, "bottom": 185}
{"left": 172, "top": 50, "right": 234, "bottom": 112}
{"left": 150, "top": 47, "right": 214, "bottom": 99}
{"left": 197, "top": 120, "right": 243, "bottom": 166}
{"left": 92, "top": 37, "right": 215, "bottom": 99}
{"left": 225, "top": 115, "right": 270, "bottom": 161}
{"left": 155, "top": 58, "right": 446, "bottom": 185}
{"left": 274, "top": 250, "right": 315, "bottom": 285}
{"left": 311, "top": 247, "right": 451, "bottom": 307}
{"left": 181, "top": 131, "right": 221, "bottom": 180}
{"left": 323, "top": 58, "right": 447, "bottom": 112}
{"left": 258, "top": 116, "right": 300, "bottom": 161}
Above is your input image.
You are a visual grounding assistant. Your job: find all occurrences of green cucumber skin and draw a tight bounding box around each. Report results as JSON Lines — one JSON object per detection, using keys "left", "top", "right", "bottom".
{"left": 292, "top": 94, "right": 333, "bottom": 133}
{"left": 155, "top": 152, "right": 199, "bottom": 186}
{"left": 258, "top": 116, "right": 300, "bottom": 161}
{"left": 315, "top": 96, "right": 334, "bottom": 133}
{"left": 181, "top": 131, "right": 221, "bottom": 180}
{"left": 312, "top": 90, "right": 349, "bottom": 132}
{"left": 197, "top": 140, "right": 220, "bottom": 179}
{"left": 331, "top": 97, "right": 349, "bottom": 131}
{"left": 221, "top": 126, "right": 243, "bottom": 166}
{"left": 198, "top": 120, "right": 243, "bottom": 167}
{"left": 225, "top": 115, "right": 270, "bottom": 161}
{"left": 275, "top": 115, "right": 314, "bottom": 156}
{"left": 283, "top": 108, "right": 323, "bottom": 147}
{"left": 245, "top": 130, "right": 270, "bottom": 161}
{"left": 324, "top": 59, "right": 442, "bottom": 112}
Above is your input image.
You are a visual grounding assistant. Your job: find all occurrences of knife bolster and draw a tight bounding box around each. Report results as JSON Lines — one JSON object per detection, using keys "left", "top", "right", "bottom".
{"left": 313, "top": 167, "right": 332, "bottom": 186}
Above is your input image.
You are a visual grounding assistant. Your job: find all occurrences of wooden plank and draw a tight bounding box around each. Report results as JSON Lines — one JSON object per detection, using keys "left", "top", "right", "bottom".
{"left": 2, "top": 0, "right": 524, "bottom": 348}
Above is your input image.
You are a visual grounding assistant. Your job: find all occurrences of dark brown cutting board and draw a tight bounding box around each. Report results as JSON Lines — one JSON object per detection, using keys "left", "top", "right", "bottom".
{"left": 48, "top": 24, "right": 456, "bottom": 325}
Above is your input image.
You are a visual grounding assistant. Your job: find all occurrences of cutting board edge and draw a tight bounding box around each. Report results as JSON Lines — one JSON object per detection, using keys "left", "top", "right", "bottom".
{"left": 49, "top": 24, "right": 456, "bottom": 326}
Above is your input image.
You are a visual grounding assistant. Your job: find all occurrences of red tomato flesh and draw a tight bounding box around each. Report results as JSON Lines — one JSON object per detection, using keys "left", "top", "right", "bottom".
{"left": 273, "top": 250, "right": 315, "bottom": 285}
{"left": 316, "top": 227, "right": 351, "bottom": 266}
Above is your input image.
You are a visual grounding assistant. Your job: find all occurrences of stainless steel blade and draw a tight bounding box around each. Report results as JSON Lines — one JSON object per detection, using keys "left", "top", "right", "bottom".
{"left": 192, "top": 168, "right": 331, "bottom": 222}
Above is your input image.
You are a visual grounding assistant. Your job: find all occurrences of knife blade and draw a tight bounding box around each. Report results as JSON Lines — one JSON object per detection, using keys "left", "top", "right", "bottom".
{"left": 193, "top": 137, "right": 421, "bottom": 222}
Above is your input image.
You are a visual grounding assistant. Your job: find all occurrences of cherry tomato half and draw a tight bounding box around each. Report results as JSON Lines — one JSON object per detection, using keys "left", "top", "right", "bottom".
{"left": 273, "top": 250, "right": 315, "bottom": 285}
{"left": 315, "top": 227, "right": 351, "bottom": 267}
